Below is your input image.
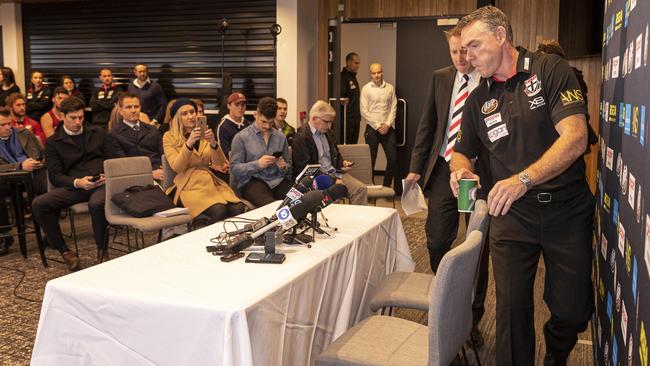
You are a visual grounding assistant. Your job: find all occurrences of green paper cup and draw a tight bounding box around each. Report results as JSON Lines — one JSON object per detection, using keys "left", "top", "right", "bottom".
{"left": 458, "top": 178, "right": 478, "bottom": 212}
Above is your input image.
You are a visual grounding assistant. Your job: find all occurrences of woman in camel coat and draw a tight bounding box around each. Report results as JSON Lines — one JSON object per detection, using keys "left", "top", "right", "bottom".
{"left": 163, "top": 98, "right": 245, "bottom": 223}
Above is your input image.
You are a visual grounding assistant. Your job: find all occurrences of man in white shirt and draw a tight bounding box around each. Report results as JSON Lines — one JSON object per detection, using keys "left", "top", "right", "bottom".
{"left": 360, "top": 63, "right": 397, "bottom": 187}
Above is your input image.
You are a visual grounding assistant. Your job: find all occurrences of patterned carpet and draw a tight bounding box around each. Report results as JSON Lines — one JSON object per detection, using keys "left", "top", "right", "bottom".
{"left": 0, "top": 204, "right": 594, "bottom": 365}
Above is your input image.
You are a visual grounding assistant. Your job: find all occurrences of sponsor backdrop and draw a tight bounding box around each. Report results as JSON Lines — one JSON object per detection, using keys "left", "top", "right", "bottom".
{"left": 596, "top": 0, "right": 650, "bottom": 365}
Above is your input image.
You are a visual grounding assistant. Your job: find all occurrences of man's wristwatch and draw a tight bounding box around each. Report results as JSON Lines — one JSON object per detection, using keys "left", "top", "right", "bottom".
{"left": 518, "top": 171, "right": 533, "bottom": 189}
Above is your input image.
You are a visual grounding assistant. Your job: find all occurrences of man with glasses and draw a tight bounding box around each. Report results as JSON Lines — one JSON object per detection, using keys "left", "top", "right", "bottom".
{"left": 216, "top": 92, "right": 251, "bottom": 158}
{"left": 230, "top": 97, "right": 292, "bottom": 207}
{"left": 292, "top": 100, "right": 367, "bottom": 205}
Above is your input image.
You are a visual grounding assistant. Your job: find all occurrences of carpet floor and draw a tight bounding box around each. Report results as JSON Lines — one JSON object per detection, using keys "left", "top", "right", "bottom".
{"left": 0, "top": 201, "right": 594, "bottom": 365}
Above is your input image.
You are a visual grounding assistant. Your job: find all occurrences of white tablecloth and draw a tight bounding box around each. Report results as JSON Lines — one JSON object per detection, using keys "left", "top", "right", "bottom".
{"left": 31, "top": 203, "right": 414, "bottom": 366}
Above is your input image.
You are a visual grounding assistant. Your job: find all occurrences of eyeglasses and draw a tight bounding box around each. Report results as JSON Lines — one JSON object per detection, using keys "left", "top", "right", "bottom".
{"left": 317, "top": 116, "right": 334, "bottom": 124}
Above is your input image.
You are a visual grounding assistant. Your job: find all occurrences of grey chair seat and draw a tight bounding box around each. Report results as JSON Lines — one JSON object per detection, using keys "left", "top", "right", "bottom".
{"left": 315, "top": 315, "right": 428, "bottom": 366}
{"left": 367, "top": 186, "right": 395, "bottom": 200}
{"left": 69, "top": 202, "right": 89, "bottom": 214}
{"left": 108, "top": 213, "right": 192, "bottom": 232}
{"left": 369, "top": 271, "right": 433, "bottom": 312}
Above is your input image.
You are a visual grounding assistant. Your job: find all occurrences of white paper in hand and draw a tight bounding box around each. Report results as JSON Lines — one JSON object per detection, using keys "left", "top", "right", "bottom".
{"left": 401, "top": 179, "right": 427, "bottom": 216}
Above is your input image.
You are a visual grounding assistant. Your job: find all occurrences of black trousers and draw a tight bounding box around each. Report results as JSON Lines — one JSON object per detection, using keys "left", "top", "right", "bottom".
{"left": 425, "top": 156, "right": 489, "bottom": 326}
{"left": 32, "top": 186, "right": 108, "bottom": 254}
{"left": 201, "top": 202, "right": 246, "bottom": 224}
{"left": 345, "top": 117, "right": 360, "bottom": 144}
{"left": 490, "top": 187, "right": 594, "bottom": 365}
{"left": 241, "top": 177, "right": 292, "bottom": 208}
{"left": 364, "top": 125, "right": 397, "bottom": 187}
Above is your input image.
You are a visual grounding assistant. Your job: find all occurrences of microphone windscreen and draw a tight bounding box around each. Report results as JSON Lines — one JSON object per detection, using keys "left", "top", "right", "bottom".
{"left": 324, "top": 184, "right": 348, "bottom": 202}
{"left": 296, "top": 176, "right": 314, "bottom": 193}
{"left": 313, "top": 174, "right": 334, "bottom": 190}
{"left": 289, "top": 190, "right": 325, "bottom": 219}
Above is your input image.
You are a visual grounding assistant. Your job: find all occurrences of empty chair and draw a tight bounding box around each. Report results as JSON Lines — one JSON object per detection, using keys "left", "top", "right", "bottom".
{"left": 315, "top": 230, "right": 485, "bottom": 366}
{"left": 337, "top": 143, "right": 395, "bottom": 207}
{"left": 368, "top": 199, "right": 489, "bottom": 314}
{"left": 103, "top": 156, "right": 192, "bottom": 254}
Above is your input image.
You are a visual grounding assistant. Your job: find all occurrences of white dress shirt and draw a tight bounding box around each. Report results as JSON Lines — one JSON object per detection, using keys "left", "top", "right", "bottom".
{"left": 360, "top": 80, "right": 398, "bottom": 130}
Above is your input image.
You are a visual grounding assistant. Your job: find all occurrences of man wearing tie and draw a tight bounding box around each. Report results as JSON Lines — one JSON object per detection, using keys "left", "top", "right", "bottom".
{"left": 405, "top": 25, "right": 487, "bottom": 344}
{"left": 104, "top": 92, "right": 164, "bottom": 181}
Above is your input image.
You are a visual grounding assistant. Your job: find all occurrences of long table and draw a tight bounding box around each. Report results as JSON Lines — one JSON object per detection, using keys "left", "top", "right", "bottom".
{"left": 31, "top": 203, "right": 415, "bottom": 365}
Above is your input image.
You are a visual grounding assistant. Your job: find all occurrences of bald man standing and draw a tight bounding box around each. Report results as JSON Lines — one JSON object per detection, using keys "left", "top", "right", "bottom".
{"left": 360, "top": 63, "right": 397, "bottom": 187}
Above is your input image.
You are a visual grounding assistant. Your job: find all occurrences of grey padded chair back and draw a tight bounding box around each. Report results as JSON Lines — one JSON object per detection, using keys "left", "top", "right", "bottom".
{"left": 466, "top": 199, "right": 489, "bottom": 235}
{"left": 336, "top": 144, "right": 374, "bottom": 185}
{"left": 103, "top": 157, "right": 154, "bottom": 221}
{"left": 161, "top": 154, "right": 176, "bottom": 191}
{"left": 428, "top": 230, "right": 485, "bottom": 366}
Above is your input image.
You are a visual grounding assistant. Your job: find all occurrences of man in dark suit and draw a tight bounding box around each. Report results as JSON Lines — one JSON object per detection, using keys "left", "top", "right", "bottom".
{"left": 405, "top": 26, "right": 486, "bottom": 344}
{"left": 32, "top": 97, "right": 107, "bottom": 271}
{"left": 104, "top": 92, "right": 163, "bottom": 180}
{"left": 292, "top": 100, "right": 367, "bottom": 205}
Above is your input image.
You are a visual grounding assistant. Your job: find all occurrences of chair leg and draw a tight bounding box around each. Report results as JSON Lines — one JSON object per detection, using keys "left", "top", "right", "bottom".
{"left": 461, "top": 346, "right": 469, "bottom": 365}
{"left": 157, "top": 229, "right": 163, "bottom": 243}
{"left": 388, "top": 307, "right": 393, "bottom": 316}
{"left": 126, "top": 226, "right": 132, "bottom": 252}
{"left": 69, "top": 209, "right": 79, "bottom": 253}
{"left": 140, "top": 231, "right": 145, "bottom": 248}
{"left": 392, "top": 196, "right": 395, "bottom": 208}
{"left": 469, "top": 332, "right": 482, "bottom": 366}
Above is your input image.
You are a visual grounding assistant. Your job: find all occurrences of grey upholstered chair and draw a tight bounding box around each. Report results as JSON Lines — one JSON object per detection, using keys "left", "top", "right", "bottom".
{"left": 315, "top": 230, "right": 485, "bottom": 366}
{"left": 103, "top": 157, "right": 192, "bottom": 252}
{"left": 337, "top": 144, "right": 395, "bottom": 207}
{"left": 368, "top": 199, "right": 489, "bottom": 314}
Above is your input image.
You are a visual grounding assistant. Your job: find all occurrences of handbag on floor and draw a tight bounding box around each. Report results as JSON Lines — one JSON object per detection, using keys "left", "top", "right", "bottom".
{"left": 111, "top": 184, "right": 176, "bottom": 217}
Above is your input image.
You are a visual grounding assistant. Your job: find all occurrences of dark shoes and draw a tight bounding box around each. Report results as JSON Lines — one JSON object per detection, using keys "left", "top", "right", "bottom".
{"left": 0, "top": 235, "right": 14, "bottom": 256}
{"left": 544, "top": 352, "right": 568, "bottom": 366}
{"left": 62, "top": 251, "right": 82, "bottom": 272}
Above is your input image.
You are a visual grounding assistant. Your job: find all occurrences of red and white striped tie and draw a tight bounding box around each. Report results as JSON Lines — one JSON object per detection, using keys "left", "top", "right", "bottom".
{"left": 444, "top": 74, "right": 470, "bottom": 162}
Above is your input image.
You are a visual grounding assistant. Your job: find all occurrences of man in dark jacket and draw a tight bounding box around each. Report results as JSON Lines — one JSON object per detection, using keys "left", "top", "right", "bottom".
{"left": 127, "top": 63, "right": 166, "bottom": 124}
{"left": 104, "top": 92, "right": 163, "bottom": 180}
{"left": 0, "top": 107, "right": 46, "bottom": 255}
{"left": 89, "top": 68, "right": 121, "bottom": 128}
{"left": 341, "top": 52, "right": 361, "bottom": 144}
{"left": 32, "top": 97, "right": 107, "bottom": 271}
{"left": 292, "top": 100, "right": 367, "bottom": 205}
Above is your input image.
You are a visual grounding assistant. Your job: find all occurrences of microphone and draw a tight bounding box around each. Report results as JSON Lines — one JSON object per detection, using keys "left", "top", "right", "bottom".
{"left": 321, "top": 184, "right": 348, "bottom": 209}
{"left": 276, "top": 175, "right": 314, "bottom": 210}
{"left": 226, "top": 191, "right": 324, "bottom": 253}
{"left": 312, "top": 174, "right": 334, "bottom": 190}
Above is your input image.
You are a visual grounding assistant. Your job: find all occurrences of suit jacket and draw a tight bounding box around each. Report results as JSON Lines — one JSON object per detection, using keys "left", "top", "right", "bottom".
{"left": 45, "top": 124, "right": 105, "bottom": 188}
{"left": 409, "top": 66, "right": 456, "bottom": 188}
{"left": 0, "top": 128, "right": 44, "bottom": 171}
{"left": 292, "top": 124, "right": 343, "bottom": 180}
{"left": 104, "top": 121, "right": 162, "bottom": 168}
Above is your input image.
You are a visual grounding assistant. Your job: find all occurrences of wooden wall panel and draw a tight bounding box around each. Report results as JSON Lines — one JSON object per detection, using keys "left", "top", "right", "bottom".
{"left": 568, "top": 55, "right": 602, "bottom": 193}
{"left": 496, "top": 0, "right": 559, "bottom": 50}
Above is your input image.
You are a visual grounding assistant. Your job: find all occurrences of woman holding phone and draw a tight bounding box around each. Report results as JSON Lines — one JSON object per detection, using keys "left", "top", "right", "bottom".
{"left": 163, "top": 98, "right": 245, "bottom": 223}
